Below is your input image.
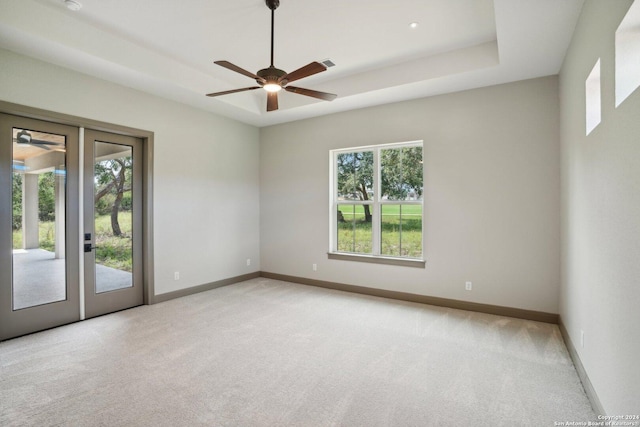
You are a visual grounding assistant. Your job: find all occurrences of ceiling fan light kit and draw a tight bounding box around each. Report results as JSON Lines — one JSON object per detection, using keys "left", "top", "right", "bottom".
{"left": 206, "top": 0, "right": 337, "bottom": 112}
{"left": 263, "top": 83, "right": 282, "bottom": 93}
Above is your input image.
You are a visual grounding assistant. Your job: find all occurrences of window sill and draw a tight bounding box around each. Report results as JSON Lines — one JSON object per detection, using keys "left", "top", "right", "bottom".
{"left": 327, "top": 252, "right": 426, "bottom": 268}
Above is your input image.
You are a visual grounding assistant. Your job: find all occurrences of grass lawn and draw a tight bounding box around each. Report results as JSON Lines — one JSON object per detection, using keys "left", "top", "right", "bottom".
{"left": 12, "top": 212, "right": 133, "bottom": 272}
{"left": 94, "top": 212, "right": 133, "bottom": 272}
{"left": 13, "top": 221, "right": 55, "bottom": 252}
{"left": 337, "top": 204, "right": 423, "bottom": 258}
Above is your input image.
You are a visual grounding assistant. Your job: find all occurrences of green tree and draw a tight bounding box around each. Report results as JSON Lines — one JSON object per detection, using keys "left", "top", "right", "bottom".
{"left": 337, "top": 151, "right": 374, "bottom": 222}
{"left": 337, "top": 147, "right": 423, "bottom": 222}
{"left": 381, "top": 146, "right": 423, "bottom": 200}
{"left": 94, "top": 157, "right": 132, "bottom": 237}
{"left": 12, "top": 172, "right": 22, "bottom": 230}
{"left": 38, "top": 171, "right": 56, "bottom": 222}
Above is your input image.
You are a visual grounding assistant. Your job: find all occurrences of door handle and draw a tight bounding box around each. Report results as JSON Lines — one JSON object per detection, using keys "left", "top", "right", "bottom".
{"left": 84, "top": 243, "right": 98, "bottom": 253}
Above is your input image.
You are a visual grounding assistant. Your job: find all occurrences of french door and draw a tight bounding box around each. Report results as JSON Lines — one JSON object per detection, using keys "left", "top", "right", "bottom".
{"left": 0, "top": 115, "right": 80, "bottom": 339}
{"left": 0, "top": 114, "right": 143, "bottom": 340}
{"left": 83, "top": 130, "right": 143, "bottom": 319}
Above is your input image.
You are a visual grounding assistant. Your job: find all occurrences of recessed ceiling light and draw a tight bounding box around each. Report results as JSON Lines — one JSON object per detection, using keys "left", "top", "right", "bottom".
{"left": 64, "top": 0, "right": 82, "bottom": 11}
{"left": 410, "top": 22, "right": 419, "bottom": 29}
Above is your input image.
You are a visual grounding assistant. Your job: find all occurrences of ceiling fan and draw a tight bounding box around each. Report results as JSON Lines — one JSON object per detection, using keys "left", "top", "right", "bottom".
{"left": 206, "top": 0, "right": 337, "bottom": 112}
{"left": 14, "top": 130, "right": 63, "bottom": 151}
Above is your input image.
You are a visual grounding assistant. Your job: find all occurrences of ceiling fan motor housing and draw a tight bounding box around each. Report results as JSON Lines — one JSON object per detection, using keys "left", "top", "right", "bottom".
{"left": 257, "top": 66, "right": 288, "bottom": 86}
{"left": 17, "top": 130, "right": 32, "bottom": 144}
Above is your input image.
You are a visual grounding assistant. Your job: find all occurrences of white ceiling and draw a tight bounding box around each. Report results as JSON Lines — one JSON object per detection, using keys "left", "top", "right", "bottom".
{"left": 0, "top": 0, "right": 584, "bottom": 127}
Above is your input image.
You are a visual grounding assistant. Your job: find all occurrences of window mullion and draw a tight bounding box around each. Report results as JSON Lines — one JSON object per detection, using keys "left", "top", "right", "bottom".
{"left": 372, "top": 148, "right": 380, "bottom": 255}
{"left": 330, "top": 152, "right": 337, "bottom": 252}
{"left": 399, "top": 204, "right": 403, "bottom": 256}
{"left": 351, "top": 204, "right": 356, "bottom": 252}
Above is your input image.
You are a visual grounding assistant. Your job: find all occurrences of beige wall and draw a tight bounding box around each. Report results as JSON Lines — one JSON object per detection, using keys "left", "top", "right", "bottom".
{"left": 3, "top": 2, "right": 637, "bottom": 411}
{"left": 559, "top": 0, "right": 640, "bottom": 414}
{"left": 260, "top": 76, "right": 561, "bottom": 313}
{"left": 0, "top": 48, "right": 261, "bottom": 296}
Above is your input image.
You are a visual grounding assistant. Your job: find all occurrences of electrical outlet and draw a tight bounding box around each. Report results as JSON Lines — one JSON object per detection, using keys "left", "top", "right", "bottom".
{"left": 581, "top": 330, "right": 585, "bottom": 348}
{"left": 465, "top": 281, "right": 472, "bottom": 291}
{"left": 174, "top": 272, "right": 180, "bottom": 280}
{"left": 313, "top": 263, "right": 317, "bottom": 271}
{"left": 246, "top": 258, "right": 251, "bottom": 266}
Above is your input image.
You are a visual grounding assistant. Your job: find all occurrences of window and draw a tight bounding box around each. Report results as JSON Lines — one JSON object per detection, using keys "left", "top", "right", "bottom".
{"left": 330, "top": 141, "right": 424, "bottom": 265}
{"left": 585, "top": 59, "right": 601, "bottom": 135}
{"left": 615, "top": 0, "right": 640, "bottom": 107}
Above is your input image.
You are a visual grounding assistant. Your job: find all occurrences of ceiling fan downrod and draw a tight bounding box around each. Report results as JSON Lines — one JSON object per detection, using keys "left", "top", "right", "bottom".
{"left": 266, "top": 0, "right": 280, "bottom": 67}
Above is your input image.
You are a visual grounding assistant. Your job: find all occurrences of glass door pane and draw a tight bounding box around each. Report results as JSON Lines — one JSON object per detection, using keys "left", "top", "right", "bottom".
{"left": 93, "top": 141, "right": 133, "bottom": 294}
{"left": 1, "top": 113, "right": 80, "bottom": 341}
{"left": 83, "top": 129, "right": 143, "bottom": 320}
{"left": 11, "top": 128, "right": 67, "bottom": 310}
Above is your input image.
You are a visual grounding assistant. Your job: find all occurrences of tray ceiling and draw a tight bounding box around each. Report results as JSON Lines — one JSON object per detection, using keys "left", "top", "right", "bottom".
{"left": 0, "top": 0, "right": 584, "bottom": 127}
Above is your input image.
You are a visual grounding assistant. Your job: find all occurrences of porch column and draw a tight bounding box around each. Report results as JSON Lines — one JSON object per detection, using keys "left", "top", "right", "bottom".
{"left": 22, "top": 173, "right": 39, "bottom": 249}
{"left": 54, "top": 171, "right": 65, "bottom": 259}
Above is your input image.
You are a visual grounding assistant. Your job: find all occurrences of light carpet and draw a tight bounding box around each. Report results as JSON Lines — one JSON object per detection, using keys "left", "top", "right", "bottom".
{"left": 0, "top": 277, "right": 596, "bottom": 426}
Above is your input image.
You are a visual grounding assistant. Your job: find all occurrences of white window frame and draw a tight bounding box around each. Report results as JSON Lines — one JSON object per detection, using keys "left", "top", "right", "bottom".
{"left": 328, "top": 140, "right": 425, "bottom": 268}
{"left": 585, "top": 59, "right": 602, "bottom": 135}
{"left": 615, "top": 0, "right": 640, "bottom": 108}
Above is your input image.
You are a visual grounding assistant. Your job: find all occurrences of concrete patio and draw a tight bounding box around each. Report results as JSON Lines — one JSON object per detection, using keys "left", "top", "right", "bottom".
{"left": 12, "top": 248, "right": 132, "bottom": 310}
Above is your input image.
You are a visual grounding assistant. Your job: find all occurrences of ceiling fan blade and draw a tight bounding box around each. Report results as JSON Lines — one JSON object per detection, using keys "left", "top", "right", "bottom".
{"left": 285, "top": 86, "right": 337, "bottom": 101}
{"left": 282, "top": 62, "right": 326, "bottom": 83}
{"left": 206, "top": 87, "right": 261, "bottom": 97}
{"left": 267, "top": 92, "right": 279, "bottom": 112}
{"left": 214, "top": 61, "right": 265, "bottom": 83}
{"left": 14, "top": 138, "right": 61, "bottom": 145}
